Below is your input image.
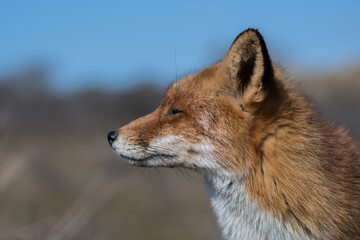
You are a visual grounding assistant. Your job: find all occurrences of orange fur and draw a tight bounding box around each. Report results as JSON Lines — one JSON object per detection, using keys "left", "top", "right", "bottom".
{"left": 109, "top": 29, "right": 360, "bottom": 239}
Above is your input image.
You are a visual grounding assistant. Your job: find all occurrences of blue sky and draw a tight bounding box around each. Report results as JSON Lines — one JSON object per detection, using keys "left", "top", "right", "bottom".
{"left": 1, "top": 0, "right": 360, "bottom": 91}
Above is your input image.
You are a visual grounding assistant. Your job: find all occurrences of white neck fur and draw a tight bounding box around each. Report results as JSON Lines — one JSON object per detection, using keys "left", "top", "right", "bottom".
{"left": 203, "top": 173, "right": 309, "bottom": 240}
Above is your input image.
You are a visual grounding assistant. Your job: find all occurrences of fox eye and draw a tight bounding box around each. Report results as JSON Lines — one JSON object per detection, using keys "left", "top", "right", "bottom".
{"left": 167, "top": 109, "right": 183, "bottom": 116}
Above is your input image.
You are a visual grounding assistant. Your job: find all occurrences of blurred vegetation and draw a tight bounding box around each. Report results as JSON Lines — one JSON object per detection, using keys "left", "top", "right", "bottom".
{"left": 0, "top": 65, "right": 359, "bottom": 240}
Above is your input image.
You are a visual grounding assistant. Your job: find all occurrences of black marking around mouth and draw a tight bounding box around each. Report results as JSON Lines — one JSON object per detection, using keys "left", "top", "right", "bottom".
{"left": 119, "top": 153, "right": 175, "bottom": 163}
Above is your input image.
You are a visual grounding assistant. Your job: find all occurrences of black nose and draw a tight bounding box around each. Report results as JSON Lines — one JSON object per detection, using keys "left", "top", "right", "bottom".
{"left": 107, "top": 131, "right": 118, "bottom": 145}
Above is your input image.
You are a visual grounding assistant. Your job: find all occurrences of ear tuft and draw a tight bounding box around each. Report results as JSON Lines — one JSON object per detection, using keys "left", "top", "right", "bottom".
{"left": 221, "top": 28, "right": 274, "bottom": 108}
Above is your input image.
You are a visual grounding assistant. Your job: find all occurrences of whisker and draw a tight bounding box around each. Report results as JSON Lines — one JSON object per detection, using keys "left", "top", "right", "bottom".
{"left": 176, "top": 168, "right": 196, "bottom": 184}
{"left": 173, "top": 167, "right": 194, "bottom": 185}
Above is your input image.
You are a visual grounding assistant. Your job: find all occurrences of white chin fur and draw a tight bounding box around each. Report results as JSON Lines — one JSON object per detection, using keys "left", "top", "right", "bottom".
{"left": 111, "top": 135, "right": 185, "bottom": 167}
{"left": 111, "top": 136, "right": 150, "bottom": 160}
{"left": 111, "top": 135, "right": 223, "bottom": 170}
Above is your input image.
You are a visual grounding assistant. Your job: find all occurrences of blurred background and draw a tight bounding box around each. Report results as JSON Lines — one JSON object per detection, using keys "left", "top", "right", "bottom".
{"left": 0, "top": 1, "right": 360, "bottom": 239}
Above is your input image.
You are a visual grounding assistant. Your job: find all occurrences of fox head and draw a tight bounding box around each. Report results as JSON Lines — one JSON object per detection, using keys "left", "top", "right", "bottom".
{"left": 108, "top": 29, "right": 280, "bottom": 175}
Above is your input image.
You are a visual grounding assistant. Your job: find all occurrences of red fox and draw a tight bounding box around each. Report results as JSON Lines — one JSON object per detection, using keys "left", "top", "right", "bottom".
{"left": 107, "top": 29, "right": 360, "bottom": 239}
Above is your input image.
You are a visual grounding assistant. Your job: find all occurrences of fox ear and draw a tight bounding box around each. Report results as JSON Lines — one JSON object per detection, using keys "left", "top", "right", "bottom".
{"left": 221, "top": 29, "right": 274, "bottom": 110}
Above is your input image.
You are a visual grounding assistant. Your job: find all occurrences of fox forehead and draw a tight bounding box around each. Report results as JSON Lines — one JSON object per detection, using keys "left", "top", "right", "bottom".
{"left": 164, "top": 63, "right": 226, "bottom": 105}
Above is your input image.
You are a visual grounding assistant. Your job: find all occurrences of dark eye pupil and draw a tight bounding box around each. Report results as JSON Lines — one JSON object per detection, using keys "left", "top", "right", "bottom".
{"left": 167, "top": 109, "right": 183, "bottom": 116}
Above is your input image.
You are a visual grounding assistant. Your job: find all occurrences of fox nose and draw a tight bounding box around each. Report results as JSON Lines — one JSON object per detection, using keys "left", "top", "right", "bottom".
{"left": 107, "top": 131, "right": 118, "bottom": 145}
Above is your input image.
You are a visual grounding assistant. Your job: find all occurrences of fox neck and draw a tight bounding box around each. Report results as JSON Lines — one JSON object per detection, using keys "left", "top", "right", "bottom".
{"left": 203, "top": 173, "right": 308, "bottom": 240}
